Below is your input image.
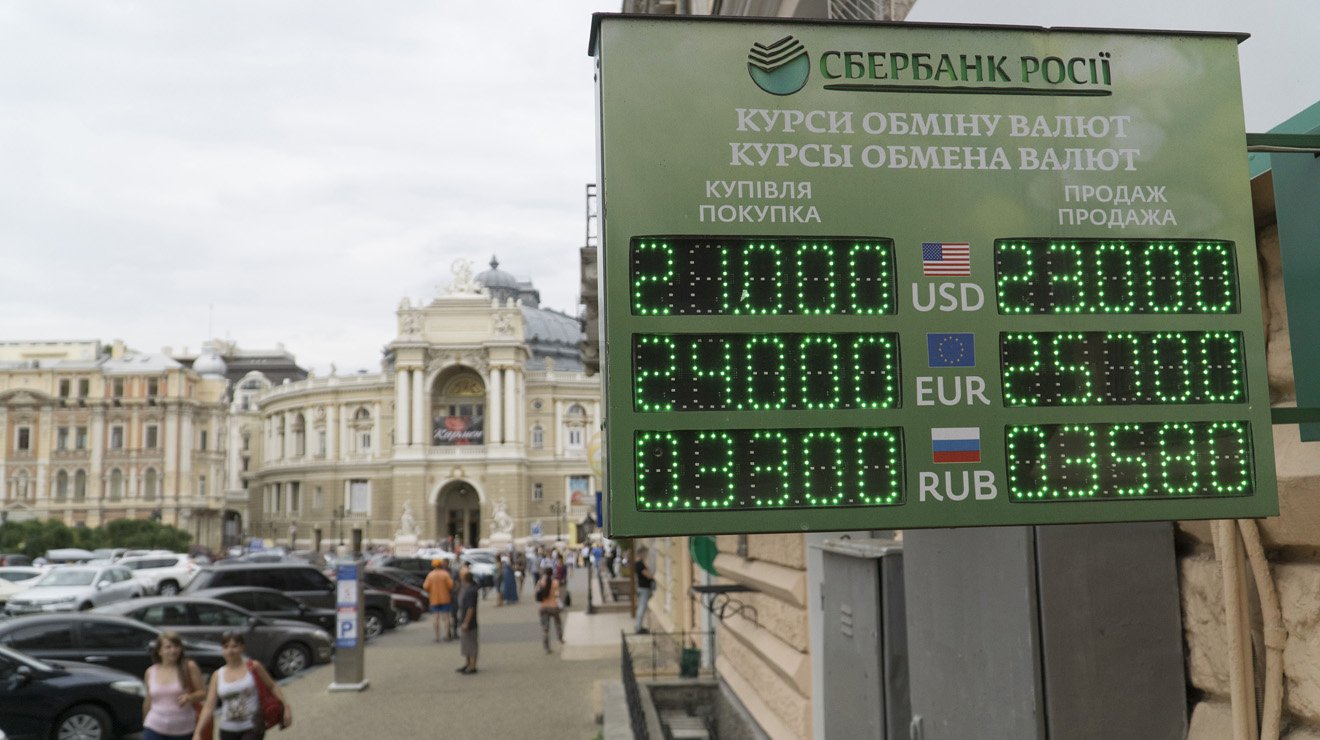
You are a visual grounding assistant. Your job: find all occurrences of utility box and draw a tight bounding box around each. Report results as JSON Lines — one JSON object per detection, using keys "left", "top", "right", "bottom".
{"left": 815, "top": 539, "right": 910, "bottom": 739}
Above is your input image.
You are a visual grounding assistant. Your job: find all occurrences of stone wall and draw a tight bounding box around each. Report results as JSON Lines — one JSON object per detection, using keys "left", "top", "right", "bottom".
{"left": 1182, "top": 216, "right": 1320, "bottom": 737}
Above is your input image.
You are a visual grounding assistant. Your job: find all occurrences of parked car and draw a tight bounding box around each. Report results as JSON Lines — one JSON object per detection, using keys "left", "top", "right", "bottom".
{"left": 184, "top": 562, "right": 396, "bottom": 638}
{"left": 192, "top": 586, "right": 336, "bottom": 633}
{"left": 375, "top": 556, "right": 436, "bottom": 575}
{"left": 460, "top": 549, "right": 498, "bottom": 588}
{"left": 370, "top": 565, "right": 425, "bottom": 589}
{"left": 0, "top": 554, "right": 33, "bottom": 567}
{"left": 3, "top": 565, "right": 142, "bottom": 615}
{"left": 117, "top": 553, "right": 198, "bottom": 595}
{"left": 90, "top": 548, "right": 128, "bottom": 563}
{"left": 0, "top": 613, "right": 225, "bottom": 677}
{"left": 362, "top": 570, "right": 427, "bottom": 625}
{"left": 0, "top": 568, "right": 42, "bottom": 607}
{"left": 97, "top": 596, "right": 333, "bottom": 678}
{"left": 0, "top": 644, "right": 146, "bottom": 740}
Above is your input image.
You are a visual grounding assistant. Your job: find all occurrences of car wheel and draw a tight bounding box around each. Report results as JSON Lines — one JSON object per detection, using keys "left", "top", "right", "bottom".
{"left": 157, "top": 581, "right": 180, "bottom": 596}
{"left": 364, "top": 609, "right": 385, "bottom": 640}
{"left": 394, "top": 607, "right": 411, "bottom": 627}
{"left": 78, "top": 602, "right": 94, "bottom": 612}
{"left": 54, "top": 703, "right": 111, "bottom": 740}
{"left": 273, "top": 642, "right": 311, "bottom": 678}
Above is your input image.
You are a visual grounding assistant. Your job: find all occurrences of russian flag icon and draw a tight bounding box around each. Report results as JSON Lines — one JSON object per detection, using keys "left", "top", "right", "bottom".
{"left": 932, "top": 427, "right": 981, "bottom": 464}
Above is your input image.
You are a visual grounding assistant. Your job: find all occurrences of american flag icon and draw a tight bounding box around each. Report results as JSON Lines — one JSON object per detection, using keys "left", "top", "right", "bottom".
{"left": 921, "top": 242, "right": 971, "bottom": 277}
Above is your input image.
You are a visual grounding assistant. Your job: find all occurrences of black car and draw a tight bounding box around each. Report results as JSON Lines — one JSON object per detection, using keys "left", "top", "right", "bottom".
{"left": 370, "top": 565, "right": 426, "bottom": 589}
{"left": 194, "top": 586, "right": 336, "bottom": 633}
{"left": 0, "top": 613, "right": 226, "bottom": 677}
{"left": 184, "top": 562, "right": 396, "bottom": 638}
{"left": 0, "top": 644, "right": 146, "bottom": 740}
{"left": 96, "top": 596, "right": 333, "bottom": 678}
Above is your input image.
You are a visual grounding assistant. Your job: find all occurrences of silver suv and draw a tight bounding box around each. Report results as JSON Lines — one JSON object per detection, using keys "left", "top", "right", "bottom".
{"left": 3, "top": 565, "right": 142, "bottom": 614}
{"left": 118, "top": 553, "right": 198, "bottom": 596}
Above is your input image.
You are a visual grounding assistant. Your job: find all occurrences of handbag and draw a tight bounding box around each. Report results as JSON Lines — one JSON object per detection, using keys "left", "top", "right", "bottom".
{"left": 248, "top": 660, "right": 288, "bottom": 730}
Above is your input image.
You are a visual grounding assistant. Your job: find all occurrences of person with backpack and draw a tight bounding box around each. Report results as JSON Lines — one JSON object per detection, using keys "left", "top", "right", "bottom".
{"left": 633, "top": 546, "right": 654, "bottom": 635}
{"left": 535, "top": 566, "right": 563, "bottom": 654}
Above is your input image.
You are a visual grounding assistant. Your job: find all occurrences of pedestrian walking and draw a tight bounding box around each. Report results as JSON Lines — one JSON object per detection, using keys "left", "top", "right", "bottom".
{"left": 494, "top": 557, "right": 506, "bottom": 607}
{"left": 536, "top": 566, "right": 563, "bottom": 653}
{"left": 142, "top": 631, "right": 205, "bottom": 740}
{"left": 422, "top": 558, "right": 455, "bottom": 642}
{"left": 634, "top": 546, "right": 654, "bottom": 634}
{"left": 457, "top": 570, "right": 480, "bottom": 675}
{"left": 500, "top": 554, "right": 519, "bottom": 604}
{"left": 194, "top": 631, "right": 291, "bottom": 740}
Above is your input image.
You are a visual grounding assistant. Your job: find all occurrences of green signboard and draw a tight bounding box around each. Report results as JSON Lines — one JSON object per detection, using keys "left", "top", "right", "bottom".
{"left": 591, "top": 15, "right": 1278, "bottom": 537}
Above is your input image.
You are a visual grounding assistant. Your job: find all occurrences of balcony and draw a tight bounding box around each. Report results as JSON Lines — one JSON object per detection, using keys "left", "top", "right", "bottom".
{"left": 424, "top": 445, "right": 488, "bottom": 460}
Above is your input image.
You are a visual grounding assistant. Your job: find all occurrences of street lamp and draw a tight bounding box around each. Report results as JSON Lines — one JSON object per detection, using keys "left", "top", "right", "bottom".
{"left": 333, "top": 506, "right": 346, "bottom": 547}
{"left": 549, "top": 502, "right": 566, "bottom": 542}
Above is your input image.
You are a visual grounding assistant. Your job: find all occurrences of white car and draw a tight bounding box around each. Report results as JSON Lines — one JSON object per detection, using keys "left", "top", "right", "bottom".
{"left": 3, "top": 565, "right": 143, "bottom": 614}
{"left": 0, "top": 567, "right": 43, "bottom": 606}
{"left": 460, "top": 549, "right": 498, "bottom": 587}
{"left": 118, "top": 554, "right": 198, "bottom": 596}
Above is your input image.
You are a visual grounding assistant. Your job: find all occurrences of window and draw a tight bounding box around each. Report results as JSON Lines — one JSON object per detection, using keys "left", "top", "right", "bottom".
{"left": 15, "top": 427, "right": 30, "bottom": 452}
{"left": 143, "top": 469, "right": 158, "bottom": 501}
{"left": 317, "top": 431, "right": 326, "bottom": 457}
{"left": 289, "top": 482, "right": 300, "bottom": 513}
{"left": 200, "top": 430, "right": 208, "bottom": 451}
{"left": 349, "top": 480, "right": 371, "bottom": 514}
{"left": 533, "top": 483, "right": 544, "bottom": 501}
{"left": 284, "top": 568, "right": 332, "bottom": 592}
{"left": 145, "top": 425, "right": 158, "bottom": 449}
{"left": 242, "top": 432, "right": 250, "bottom": 452}
{"left": 110, "top": 426, "right": 124, "bottom": 450}
{"left": 147, "top": 378, "right": 159, "bottom": 397}
{"left": 77, "top": 379, "right": 89, "bottom": 397}
{"left": 75, "top": 427, "right": 87, "bottom": 450}
{"left": 109, "top": 469, "right": 123, "bottom": 501}
{"left": 112, "top": 378, "right": 124, "bottom": 398}
{"left": 58, "top": 379, "right": 70, "bottom": 398}
{"left": 138, "top": 603, "right": 189, "bottom": 627}
{"left": 55, "top": 471, "right": 69, "bottom": 501}
{"left": 198, "top": 475, "right": 207, "bottom": 498}
{"left": 314, "top": 486, "right": 324, "bottom": 511}
{"left": 272, "top": 484, "right": 283, "bottom": 513}
{"left": 360, "top": 432, "right": 371, "bottom": 451}
{"left": 568, "top": 429, "right": 583, "bottom": 447}
{"left": 83, "top": 621, "right": 155, "bottom": 651}
{"left": 74, "top": 470, "right": 87, "bottom": 502}
{"left": 292, "top": 415, "right": 305, "bottom": 456}
{"left": 3, "top": 623, "right": 74, "bottom": 650}
{"left": 193, "top": 603, "right": 250, "bottom": 627}
{"left": 56, "top": 427, "right": 69, "bottom": 451}
{"left": 532, "top": 425, "right": 544, "bottom": 449}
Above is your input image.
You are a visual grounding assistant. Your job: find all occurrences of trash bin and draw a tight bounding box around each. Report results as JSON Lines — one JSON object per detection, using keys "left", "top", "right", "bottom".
{"left": 679, "top": 646, "right": 701, "bottom": 678}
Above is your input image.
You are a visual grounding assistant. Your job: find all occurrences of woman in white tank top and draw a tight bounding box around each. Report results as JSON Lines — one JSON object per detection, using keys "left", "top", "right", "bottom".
{"left": 193, "top": 631, "right": 291, "bottom": 740}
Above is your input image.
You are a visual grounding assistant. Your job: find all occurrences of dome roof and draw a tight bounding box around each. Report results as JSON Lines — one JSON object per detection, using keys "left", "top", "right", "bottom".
{"left": 193, "top": 350, "right": 228, "bottom": 379}
{"left": 475, "top": 256, "right": 519, "bottom": 289}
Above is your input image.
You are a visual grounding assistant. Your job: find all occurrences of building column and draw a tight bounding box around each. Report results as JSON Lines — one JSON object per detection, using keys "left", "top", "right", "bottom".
{"left": 503, "top": 367, "right": 518, "bottom": 445}
{"left": 395, "top": 369, "right": 410, "bottom": 447}
{"left": 339, "top": 403, "right": 348, "bottom": 457}
{"left": 555, "top": 401, "right": 565, "bottom": 457}
{"left": 489, "top": 367, "right": 503, "bottom": 445}
{"left": 371, "top": 402, "right": 381, "bottom": 458}
{"left": 180, "top": 413, "right": 193, "bottom": 498}
{"left": 411, "top": 369, "right": 425, "bottom": 447}
{"left": 326, "top": 405, "right": 338, "bottom": 461}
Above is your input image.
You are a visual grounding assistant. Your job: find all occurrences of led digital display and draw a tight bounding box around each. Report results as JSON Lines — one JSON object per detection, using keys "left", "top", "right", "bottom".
{"left": 633, "top": 333, "right": 900, "bottom": 412}
{"left": 1005, "top": 421, "right": 1254, "bottom": 501}
{"left": 994, "top": 239, "right": 1240, "bottom": 315}
{"left": 1000, "top": 331, "right": 1246, "bottom": 406}
{"left": 630, "top": 236, "right": 896, "bottom": 315}
{"left": 634, "top": 428, "right": 904, "bottom": 510}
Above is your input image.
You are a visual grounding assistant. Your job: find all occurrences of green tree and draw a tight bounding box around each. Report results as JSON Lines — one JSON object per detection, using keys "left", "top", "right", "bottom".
{"left": 0, "top": 519, "right": 74, "bottom": 558}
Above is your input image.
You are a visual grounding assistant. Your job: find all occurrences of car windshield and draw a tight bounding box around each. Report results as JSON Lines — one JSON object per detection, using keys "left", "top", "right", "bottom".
{"left": 35, "top": 569, "right": 97, "bottom": 587}
{"left": 0, "top": 570, "right": 38, "bottom": 582}
{"left": 464, "top": 552, "right": 495, "bottom": 564}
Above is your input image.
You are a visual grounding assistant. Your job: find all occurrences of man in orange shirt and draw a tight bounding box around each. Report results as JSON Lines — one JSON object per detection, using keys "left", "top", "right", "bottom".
{"left": 423, "top": 558, "right": 455, "bottom": 642}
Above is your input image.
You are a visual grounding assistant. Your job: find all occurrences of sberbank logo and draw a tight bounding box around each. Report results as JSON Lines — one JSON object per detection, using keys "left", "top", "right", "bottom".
{"left": 748, "top": 36, "right": 810, "bottom": 96}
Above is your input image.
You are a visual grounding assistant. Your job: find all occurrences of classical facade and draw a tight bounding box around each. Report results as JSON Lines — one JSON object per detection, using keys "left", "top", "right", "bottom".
{"left": 0, "top": 340, "right": 231, "bottom": 546}
{"left": 243, "top": 257, "right": 599, "bottom": 549}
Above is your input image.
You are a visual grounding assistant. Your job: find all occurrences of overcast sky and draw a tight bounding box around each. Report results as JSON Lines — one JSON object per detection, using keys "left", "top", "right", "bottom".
{"left": 2, "top": 2, "right": 1315, "bottom": 375}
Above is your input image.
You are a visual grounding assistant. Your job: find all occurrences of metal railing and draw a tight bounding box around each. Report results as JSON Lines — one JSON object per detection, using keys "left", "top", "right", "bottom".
{"left": 622, "top": 629, "right": 716, "bottom": 681}
{"left": 621, "top": 632, "right": 652, "bottom": 740}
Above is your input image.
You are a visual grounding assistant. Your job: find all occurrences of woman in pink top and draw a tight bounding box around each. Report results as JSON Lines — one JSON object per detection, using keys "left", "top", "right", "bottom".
{"left": 142, "top": 631, "right": 205, "bottom": 740}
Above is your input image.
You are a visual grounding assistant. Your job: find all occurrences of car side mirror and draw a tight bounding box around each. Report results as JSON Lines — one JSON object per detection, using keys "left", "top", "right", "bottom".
{"left": 95, "top": 580, "right": 110, "bottom": 590}
{"left": 15, "top": 664, "right": 34, "bottom": 686}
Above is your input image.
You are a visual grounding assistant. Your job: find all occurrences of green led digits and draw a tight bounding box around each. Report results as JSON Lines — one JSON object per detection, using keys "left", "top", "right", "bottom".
{"left": 633, "top": 333, "right": 900, "bottom": 412}
{"left": 635, "top": 427, "right": 903, "bottom": 511}
{"left": 999, "top": 331, "right": 1245, "bottom": 406}
{"left": 995, "top": 239, "right": 1239, "bottom": 314}
{"left": 629, "top": 236, "right": 896, "bottom": 315}
{"left": 1005, "top": 421, "right": 1254, "bottom": 501}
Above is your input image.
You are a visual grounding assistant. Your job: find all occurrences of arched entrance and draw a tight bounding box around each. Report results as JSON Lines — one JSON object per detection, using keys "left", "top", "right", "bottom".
{"left": 436, "top": 481, "right": 481, "bottom": 549}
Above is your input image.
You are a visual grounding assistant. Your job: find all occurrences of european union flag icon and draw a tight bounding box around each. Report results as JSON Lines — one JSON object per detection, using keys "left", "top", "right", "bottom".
{"left": 927, "top": 333, "right": 975, "bottom": 368}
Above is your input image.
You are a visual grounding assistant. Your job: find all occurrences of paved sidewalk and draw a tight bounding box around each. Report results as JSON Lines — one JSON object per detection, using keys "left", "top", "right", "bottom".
{"left": 270, "top": 567, "right": 619, "bottom": 740}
